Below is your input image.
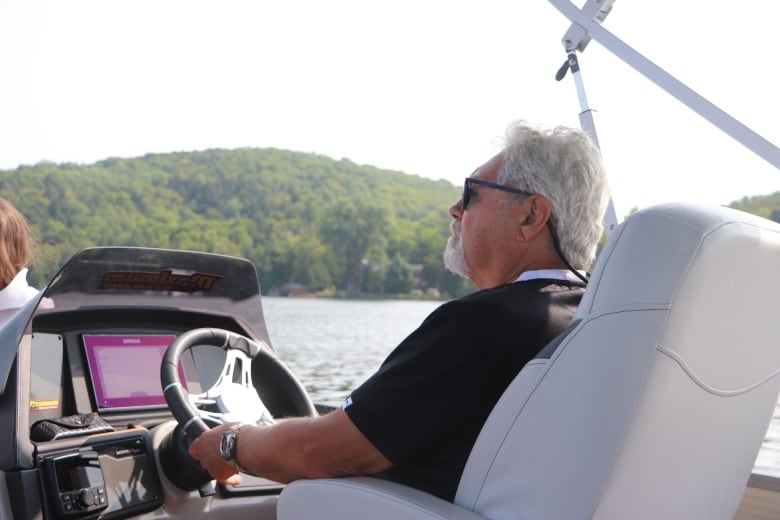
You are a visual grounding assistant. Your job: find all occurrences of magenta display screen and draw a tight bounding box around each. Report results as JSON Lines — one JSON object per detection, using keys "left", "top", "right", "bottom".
{"left": 83, "top": 334, "right": 185, "bottom": 410}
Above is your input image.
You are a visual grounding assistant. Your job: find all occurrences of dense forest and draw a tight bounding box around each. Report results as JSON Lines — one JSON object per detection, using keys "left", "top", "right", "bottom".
{"left": 0, "top": 148, "right": 470, "bottom": 298}
{"left": 1, "top": 148, "right": 777, "bottom": 299}
{"left": 728, "top": 192, "right": 780, "bottom": 223}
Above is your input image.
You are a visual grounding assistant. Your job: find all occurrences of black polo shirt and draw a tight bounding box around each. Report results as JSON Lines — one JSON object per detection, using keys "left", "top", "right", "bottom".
{"left": 343, "top": 279, "right": 585, "bottom": 502}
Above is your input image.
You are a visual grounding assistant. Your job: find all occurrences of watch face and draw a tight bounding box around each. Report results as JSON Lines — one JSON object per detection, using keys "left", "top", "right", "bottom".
{"left": 220, "top": 428, "right": 237, "bottom": 461}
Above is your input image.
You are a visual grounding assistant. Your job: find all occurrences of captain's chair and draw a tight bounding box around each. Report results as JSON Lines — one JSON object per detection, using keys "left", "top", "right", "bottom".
{"left": 277, "top": 202, "right": 780, "bottom": 520}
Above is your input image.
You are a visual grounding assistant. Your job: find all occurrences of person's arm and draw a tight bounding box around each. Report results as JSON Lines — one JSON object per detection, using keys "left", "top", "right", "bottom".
{"left": 188, "top": 407, "right": 392, "bottom": 486}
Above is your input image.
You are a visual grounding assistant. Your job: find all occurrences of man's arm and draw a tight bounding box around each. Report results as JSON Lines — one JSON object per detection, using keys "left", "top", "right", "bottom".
{"left": 188, "top": 407, "right": 392, "bottom": 486}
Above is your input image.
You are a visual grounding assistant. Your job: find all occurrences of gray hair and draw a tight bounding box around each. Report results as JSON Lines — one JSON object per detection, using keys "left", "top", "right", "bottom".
{"left": 499, "top": 121, "right": 609, "bottom": 270}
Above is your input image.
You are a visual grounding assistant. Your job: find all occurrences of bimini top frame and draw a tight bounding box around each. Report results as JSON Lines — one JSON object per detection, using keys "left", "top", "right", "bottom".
{"left": 550, "top": 0, "right": 780, "bottom": 171}
{"left": 551, "top": 0, "right": 779, "bottom": 233}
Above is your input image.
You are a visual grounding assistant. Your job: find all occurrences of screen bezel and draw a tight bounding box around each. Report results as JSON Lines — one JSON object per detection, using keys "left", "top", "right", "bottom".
{"left": 83, "top": 334, "right": 186, "bottom": 411}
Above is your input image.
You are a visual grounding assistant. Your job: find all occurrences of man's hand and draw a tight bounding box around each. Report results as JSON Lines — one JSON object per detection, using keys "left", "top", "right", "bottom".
{"left": 188, "top": 423, "right": 244, "bottom": 486}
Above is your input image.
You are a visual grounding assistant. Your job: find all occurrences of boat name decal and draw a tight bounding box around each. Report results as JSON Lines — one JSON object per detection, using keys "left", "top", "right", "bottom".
{"left": 98, "top": 270, "right": 223, "bottom": 293}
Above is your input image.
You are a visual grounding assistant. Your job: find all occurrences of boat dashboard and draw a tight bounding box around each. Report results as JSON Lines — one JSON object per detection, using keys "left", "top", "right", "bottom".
{"left": 0, "top": 247, "right": 314, "bottom": 520}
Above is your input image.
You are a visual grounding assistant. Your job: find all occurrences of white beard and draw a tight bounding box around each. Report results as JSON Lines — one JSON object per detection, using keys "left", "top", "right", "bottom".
{"left": 443, "top": 221, "right": 470, "bottom": 278}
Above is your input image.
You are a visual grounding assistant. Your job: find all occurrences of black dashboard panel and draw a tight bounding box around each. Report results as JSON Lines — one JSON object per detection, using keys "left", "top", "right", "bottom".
{"left": 26, "top": 306, "right": 262, "bottom": 519}
{"left": 30, "top": 307, "right": 251, "bottom": 429}
{"left": 35, "top": 428, "right": 163, "bottom": 520}
{"left": 1, "top": 248, "right": 292, "bottom": 519}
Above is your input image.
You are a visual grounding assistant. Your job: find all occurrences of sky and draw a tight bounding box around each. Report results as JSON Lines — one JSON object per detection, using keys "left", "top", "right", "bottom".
{"left": 0, "top": 0, "right": 777, "bottom": 220}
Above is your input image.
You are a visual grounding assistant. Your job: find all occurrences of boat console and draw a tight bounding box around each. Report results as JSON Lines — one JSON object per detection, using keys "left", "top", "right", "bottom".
{"left": 0, "top": 247, "right": 313, "bottom": 519}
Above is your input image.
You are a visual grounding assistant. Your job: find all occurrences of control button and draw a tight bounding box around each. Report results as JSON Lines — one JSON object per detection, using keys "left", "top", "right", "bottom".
{"left": 61, "top": 492, "right": 72, "bottom": 502}
{"left": 77, "top": 489, "right": 96, "bottom": 508}
{"left": 97, "top": 486, "right": 105, "bottom": 495}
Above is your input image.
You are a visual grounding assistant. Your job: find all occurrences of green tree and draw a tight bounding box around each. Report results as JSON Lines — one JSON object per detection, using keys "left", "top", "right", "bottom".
{"left": 385, "top": 254, "right": 415, "bottom": 294}
{"left": 319, "top": 200, "right": 392, "bottom": 291}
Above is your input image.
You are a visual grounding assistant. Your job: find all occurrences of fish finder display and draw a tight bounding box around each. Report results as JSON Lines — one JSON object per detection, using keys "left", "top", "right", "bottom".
{"left": 83, "top": 334, "right": 185, "bottom": 410}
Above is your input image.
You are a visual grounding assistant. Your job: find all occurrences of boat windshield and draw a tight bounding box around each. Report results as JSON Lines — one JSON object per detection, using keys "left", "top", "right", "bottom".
{"left": 38, "top": 247, "right": 269, "bottom": 339}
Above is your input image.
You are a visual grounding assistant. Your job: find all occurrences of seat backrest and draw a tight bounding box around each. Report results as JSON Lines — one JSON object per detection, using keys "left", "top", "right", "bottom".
{"left": 455, "top": 202, "right": 780, "bottom": 520}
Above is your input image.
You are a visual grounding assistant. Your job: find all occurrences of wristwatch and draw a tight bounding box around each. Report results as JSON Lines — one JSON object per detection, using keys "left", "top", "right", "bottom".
{"left": 219, "top": 423, "right": 245, "bottom": 469}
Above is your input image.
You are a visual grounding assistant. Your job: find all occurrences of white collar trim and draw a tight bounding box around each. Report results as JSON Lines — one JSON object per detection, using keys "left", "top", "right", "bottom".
{"left": 515, "top": 269, "right": 586, "bottom": 284}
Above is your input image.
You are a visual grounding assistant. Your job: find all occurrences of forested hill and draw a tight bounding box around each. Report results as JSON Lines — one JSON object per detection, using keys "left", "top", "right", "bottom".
{"left": 1, "top": 148, "right": 777, "bottom": 298}
{"left": 0, "top": 148, "right": 469, "bottom": 298}
{"left": 729, "top": 192, "right": 780, "bottom": 223}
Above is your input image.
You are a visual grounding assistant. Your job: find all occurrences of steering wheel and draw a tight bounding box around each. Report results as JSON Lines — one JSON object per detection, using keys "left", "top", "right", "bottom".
{"left": 159, "top": 327, "right": 316, "bottom": 490}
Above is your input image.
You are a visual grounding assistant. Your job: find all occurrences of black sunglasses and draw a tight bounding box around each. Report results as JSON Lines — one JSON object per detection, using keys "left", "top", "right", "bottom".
{"left": 462, "top": 178, "right": 534, "bottom": 210}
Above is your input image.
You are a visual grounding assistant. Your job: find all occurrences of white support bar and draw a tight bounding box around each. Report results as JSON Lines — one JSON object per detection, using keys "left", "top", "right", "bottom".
{"left": 565, "top": 50, "right": 620, "bottom": 232}
{"left": 549, "top": 0, "right": 780, "bottom": 170}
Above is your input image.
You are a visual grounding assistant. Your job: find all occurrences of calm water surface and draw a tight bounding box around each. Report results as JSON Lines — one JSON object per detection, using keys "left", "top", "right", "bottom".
{"left": 261, "top": 296, "right": 780, "bottom": 478}
{"left": 262, "top": 297, "right": 440, "bottom": 407}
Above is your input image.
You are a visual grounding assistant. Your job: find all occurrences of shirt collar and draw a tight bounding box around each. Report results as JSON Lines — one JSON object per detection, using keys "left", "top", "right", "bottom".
{"left": 0, "top": 268, "right": 39, "bottom": 310}
{"left": 514, "top": 269, "right": 586, "bottom": 284}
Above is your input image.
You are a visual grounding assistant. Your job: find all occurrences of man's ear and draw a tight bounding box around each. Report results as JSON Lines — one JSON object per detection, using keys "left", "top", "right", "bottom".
{"left": 517, "top": 195, "right": 553, "bottom": 242}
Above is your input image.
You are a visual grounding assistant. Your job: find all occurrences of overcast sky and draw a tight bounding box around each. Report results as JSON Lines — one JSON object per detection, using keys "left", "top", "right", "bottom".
{"left": 1, "top": 0, "right": 777, "bottom": 219}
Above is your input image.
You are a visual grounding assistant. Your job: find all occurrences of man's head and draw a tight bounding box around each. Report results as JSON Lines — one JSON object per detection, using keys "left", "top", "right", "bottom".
{"left": 444, "top": 121, "right": 609, "bottom": 289}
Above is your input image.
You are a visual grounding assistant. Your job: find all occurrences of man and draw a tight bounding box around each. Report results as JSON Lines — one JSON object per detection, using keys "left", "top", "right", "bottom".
{"left": 189, "top": 120, "right": 609, "bottom": 502}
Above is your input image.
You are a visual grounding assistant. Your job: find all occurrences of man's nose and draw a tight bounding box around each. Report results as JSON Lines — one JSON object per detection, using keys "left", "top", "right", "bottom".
{"left": 448, "top": 198, "right": 463, "bottom": 220}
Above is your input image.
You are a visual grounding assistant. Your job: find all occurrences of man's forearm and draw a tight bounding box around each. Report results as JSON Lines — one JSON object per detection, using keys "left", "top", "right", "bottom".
{"left": 189, "top": 407, "right": 392, "bottom": 485}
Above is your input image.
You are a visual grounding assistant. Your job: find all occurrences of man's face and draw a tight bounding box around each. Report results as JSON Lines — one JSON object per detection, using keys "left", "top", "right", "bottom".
{"left": 444, "top": 152, "right": 518, "bottom": 287}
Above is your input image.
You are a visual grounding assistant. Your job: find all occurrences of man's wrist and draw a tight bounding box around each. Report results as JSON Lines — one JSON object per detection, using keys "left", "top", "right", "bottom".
{"left": 219, "top": 423, "right": 248, "bottom": 471}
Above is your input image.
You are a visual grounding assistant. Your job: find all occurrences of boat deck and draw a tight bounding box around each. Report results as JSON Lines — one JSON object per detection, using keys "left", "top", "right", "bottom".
{"left": 736, "top": 474, "right": 780, "bottom": 519}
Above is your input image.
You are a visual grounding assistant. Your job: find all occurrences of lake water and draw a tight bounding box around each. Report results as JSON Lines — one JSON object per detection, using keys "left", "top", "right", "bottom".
{"left": 262, "top": 296, "right": 440, "bottom": 407}
{"left": 261, "top": 296, "right": 780, "bottom": 478}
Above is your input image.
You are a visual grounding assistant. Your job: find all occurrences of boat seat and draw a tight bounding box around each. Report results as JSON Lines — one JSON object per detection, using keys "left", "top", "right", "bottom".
{"left": 277, "top": 202, "right": 780, "bottom": 520}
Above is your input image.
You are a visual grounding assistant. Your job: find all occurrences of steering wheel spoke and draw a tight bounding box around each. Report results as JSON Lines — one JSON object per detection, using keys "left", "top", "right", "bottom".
{"left": 192, "top": 348, "right": 255, "bottom": 399}
{"left": 160, "top": 327, "right": 315, "bottom": 490}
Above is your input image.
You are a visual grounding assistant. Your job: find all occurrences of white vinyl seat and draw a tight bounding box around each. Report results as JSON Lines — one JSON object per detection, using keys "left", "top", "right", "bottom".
{"left": 277, "top": 202, "right": 780, "bottom": 520}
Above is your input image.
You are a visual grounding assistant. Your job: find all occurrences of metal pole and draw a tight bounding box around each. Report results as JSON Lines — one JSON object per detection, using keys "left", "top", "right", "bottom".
{"left": 564, "top": 51, "right": 619, "bottom": 233}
